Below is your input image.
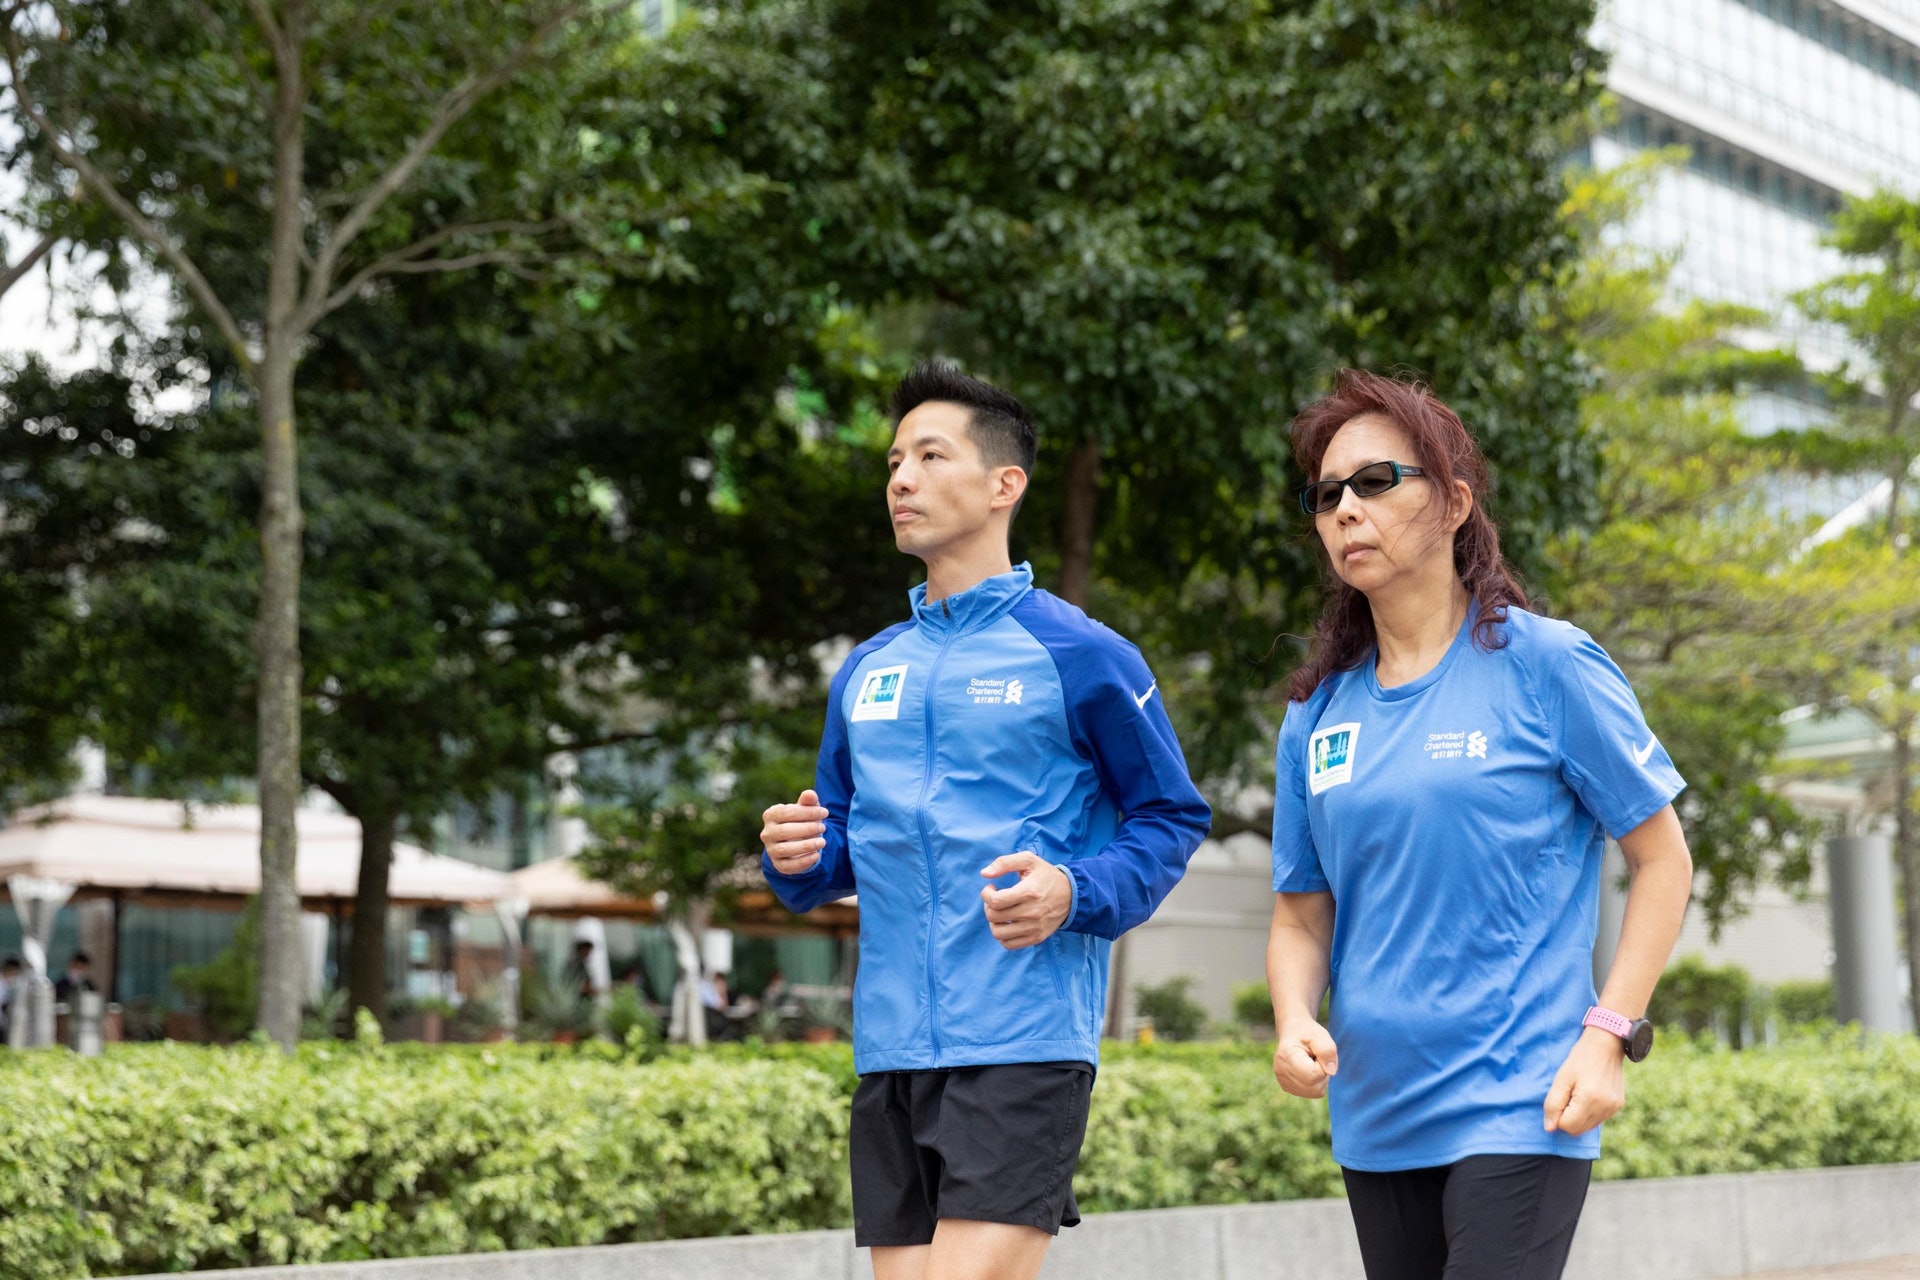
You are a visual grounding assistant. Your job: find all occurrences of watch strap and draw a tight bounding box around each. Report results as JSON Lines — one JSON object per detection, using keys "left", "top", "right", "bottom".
{"left": 1583, "top": 1005, "right": 1634, "bottom": 1040}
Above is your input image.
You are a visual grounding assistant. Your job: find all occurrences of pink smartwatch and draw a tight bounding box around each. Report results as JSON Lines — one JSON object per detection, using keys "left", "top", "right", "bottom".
{"left": 1583, "top": 1005, "right": 1654, "bottom": 1062}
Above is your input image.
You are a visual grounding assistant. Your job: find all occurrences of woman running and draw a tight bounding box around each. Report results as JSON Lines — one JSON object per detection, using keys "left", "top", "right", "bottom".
{"left": 1268, "top": 369, "right": 1693, "bottom": 1280}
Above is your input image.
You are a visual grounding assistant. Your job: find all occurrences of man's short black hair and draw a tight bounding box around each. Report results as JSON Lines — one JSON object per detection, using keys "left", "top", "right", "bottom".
{"left": 1, "top": 956, "right": 20, "bottom": 970}
{"left": 889, "top": 361, "right": 1038, "bottom": 477}
{"left": 70, "top": 950, "right": 91, "bottom": 966}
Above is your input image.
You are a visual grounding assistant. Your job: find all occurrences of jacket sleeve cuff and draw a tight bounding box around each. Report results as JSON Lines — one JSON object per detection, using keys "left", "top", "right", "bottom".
{"left": 1057, "top": 862, "right": 1083, "bottom": 932}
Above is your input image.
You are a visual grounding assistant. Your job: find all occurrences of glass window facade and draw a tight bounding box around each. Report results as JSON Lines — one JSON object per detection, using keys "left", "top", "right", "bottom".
{"left": 1594, "top": 0, "right": 1920, "bottom": 515}
{"left": 1598, "top": 0, "right": 1920, "bottom": 186}
{"left": 1597, "top": 0, "right": 1920, "bottom": 359}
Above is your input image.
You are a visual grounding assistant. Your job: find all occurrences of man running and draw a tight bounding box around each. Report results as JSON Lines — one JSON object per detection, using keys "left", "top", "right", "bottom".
{"left": 761, "top": 361, "right": 1211, "bottom": 1280}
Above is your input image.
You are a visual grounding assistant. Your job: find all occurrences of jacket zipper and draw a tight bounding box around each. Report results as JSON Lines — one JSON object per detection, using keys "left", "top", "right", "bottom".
{"left": 917, "top": 599, "right": 954, "bottom": 1060}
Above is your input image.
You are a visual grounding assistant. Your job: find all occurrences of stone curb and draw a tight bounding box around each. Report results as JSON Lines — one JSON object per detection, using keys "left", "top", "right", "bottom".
{"left": 126, "top": 1162, "right": 1920, "bottom": 1280}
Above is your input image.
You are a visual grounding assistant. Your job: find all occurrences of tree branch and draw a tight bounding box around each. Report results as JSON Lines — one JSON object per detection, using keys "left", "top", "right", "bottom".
{"left": 237, "top": 0, "right": 286, "bottom": 63}
{"left": 318, "top": 217, "right": 564, "bottom": 315}
{"left": 191, "top": 0, "right": 272, "bottom": 119}
{"left": 1, "top": 25, "right": 256, "bottom": 372}
{"left": 546, "top": 717, "right": 752, "bottom": 756}
{"left": 1208, "top": 808, "right": 1273, "bottom": 841}
{"left": 297, "top": 0, "right": 594, "bottom": 329}
{"left": 0, "top": 227, "right": 56, "bottom": 300}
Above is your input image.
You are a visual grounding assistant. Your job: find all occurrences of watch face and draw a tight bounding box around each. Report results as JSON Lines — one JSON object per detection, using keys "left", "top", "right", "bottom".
{"left": 1627, "top": 1019, "right": 1654, "bottom": 1063}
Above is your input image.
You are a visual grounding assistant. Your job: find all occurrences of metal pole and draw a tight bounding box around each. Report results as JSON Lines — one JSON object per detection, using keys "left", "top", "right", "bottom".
{"left": 1827, "top": 833, "right": 1904, "bottom": 1032}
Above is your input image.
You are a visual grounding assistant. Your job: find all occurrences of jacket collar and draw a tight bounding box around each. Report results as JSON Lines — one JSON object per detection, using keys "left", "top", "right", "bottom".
{"left": 910, "top": 563, "right": 1034, "bottom": 639}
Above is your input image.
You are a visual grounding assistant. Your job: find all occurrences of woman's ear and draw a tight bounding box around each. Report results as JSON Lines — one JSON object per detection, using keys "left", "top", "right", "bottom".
{"left": 1447, "top": 478, "right": 1474, "bottom": 534}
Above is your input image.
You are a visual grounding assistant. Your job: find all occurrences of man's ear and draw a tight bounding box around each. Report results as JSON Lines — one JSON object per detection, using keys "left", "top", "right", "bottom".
{"left": 990, "top": 465, "right": 1030, "bottom": 513}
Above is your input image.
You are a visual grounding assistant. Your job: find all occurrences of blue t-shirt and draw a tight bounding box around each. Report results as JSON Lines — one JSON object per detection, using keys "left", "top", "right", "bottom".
{"left": 1271, "top": 605, "right": 1684, "bottom": 1172}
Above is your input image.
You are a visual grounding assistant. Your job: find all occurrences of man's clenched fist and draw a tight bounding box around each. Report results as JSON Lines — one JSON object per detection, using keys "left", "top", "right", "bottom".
{"left": 979, "top": 851, "right": 1073, "bottom": 950}
{"left": 762, "top": 789, "right": 830, "bottom": 874}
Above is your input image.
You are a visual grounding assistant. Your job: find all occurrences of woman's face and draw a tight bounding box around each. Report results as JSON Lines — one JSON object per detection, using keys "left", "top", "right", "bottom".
{"left": 1314, "top": 414, "right": 1462, "bottom": 596}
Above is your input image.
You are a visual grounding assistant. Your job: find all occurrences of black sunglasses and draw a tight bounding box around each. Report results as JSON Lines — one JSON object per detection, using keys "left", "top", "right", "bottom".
{"left": 1296, "top": 460, "right": 1427, "bottom": 516}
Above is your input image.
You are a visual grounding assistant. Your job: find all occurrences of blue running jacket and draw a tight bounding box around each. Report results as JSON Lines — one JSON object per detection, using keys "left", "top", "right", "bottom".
{"left": 764, "top": 563, "right": 1212, "bottom": 1073}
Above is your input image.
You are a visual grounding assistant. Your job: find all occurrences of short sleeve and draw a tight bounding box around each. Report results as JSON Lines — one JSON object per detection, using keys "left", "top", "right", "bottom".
{"left": 1546, "top": 634, "right": 1686, "bottom": 839}
{"left": 1272, "top": 701, "right": 1331, "bottom": 893}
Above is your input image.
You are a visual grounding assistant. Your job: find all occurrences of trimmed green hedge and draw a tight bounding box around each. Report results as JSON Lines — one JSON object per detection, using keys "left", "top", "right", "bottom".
{"left": 1, "top": 1031, "right": 1916, "bottom": 1278}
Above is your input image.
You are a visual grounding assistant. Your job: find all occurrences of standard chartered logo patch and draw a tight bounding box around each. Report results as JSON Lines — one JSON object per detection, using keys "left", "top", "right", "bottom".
{"left": 968, "top": 675, "right": 1023, "bottom": 707}
{"left": 1424, "top": 729, "right": 1489, "bottom": 761}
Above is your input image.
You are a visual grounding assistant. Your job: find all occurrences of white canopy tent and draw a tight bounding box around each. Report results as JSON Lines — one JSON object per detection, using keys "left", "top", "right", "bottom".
{"left": 0, "top": 795, "right": 513, "bottom": 907}
{"left": 0, "top": 795, "right": 515, "bottom": 1010}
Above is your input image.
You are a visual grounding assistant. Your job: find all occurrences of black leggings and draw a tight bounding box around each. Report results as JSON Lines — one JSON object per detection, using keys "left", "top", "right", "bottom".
{"left": 1342, "top": 1155, "right": 1592, "bottom": 1280}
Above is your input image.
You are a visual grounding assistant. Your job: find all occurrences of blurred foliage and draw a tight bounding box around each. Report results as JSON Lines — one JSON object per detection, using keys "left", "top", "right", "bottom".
{"left": 169, "top": 898, "right": 260, "bottom": 1044}
{"left": 1, "top": 1033, "right": 1917, "bottom": 1276}
{"left": 2, "top": 0, "right": 1685, "bottom": 956}
{"left": 1133, "top": 975, "right": 1208, "bottom": 1042}
{"left": 1543, "top": 157, "right": 1830, "bottom": 926}
{"left": 1647, "top": 954, "right": 1759, "bottom": 1046}
{"left": 1770, "top": 978, "right": 1836, "bottom": 1027}
{"left": 1232, "top": 980, "right": 1274, "bottom": 1033}
{"left": 746, "top": 0, "right": 1609, "bottom": 785}
{"left": 1788, "top": 189, "right": 1920, "bottom": 1035}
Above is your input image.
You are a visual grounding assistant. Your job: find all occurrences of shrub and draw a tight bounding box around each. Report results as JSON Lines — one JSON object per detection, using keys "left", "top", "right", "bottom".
{"left": 599, "top": 986, "right": 660, "bottom": 1051}
{"left": 170, "top": 901, "right": 259, "bottom": 1042}
{"left": 1770, "top": 979, "right": 1835, "bottom": 1027}
{"left": 1, "top": 1031, "right": 1916, "bottom": 1278}
{"left": 1133, "top": 977, "right": 1207, "bottom": 1042}
{"left": 0, "top": 1043, "right": 848, "bottom": 1280}
{"left": 1648, "top": 955, "right": 1757, "bottom": 1045}
{"left": 1231, "top": 982, "right": 1274, "bottom": 1033}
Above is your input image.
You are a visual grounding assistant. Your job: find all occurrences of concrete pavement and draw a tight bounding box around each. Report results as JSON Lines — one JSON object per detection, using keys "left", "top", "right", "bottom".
{"left": 1749, "top": 1260, "right": 1920, "bottom": 1279}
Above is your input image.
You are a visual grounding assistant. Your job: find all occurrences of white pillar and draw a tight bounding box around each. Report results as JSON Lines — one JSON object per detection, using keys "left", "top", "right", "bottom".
{"left": 1828, "top": 834, "right": 1904, "bottom": 1033}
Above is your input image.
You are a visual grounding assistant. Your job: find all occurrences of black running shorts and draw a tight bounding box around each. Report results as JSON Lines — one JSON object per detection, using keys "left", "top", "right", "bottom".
{"left": 849, "top": 1060, "right": 1094, "bottom": 1248}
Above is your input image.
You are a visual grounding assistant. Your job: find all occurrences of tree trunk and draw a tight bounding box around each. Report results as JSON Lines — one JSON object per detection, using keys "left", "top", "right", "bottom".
{"left": 1055, "top": 437, "right": 1130, "bottom": 1039}
{"left": 1890, "top": 390, "right": 1915, "bottom": 549}
{"left": 254, "top": 350, "right": 306, "bottom": 1050}
{"left": 347, "top": 809, "right": 397, "bottom": 1027}
{"left": 252, "top": 25, "right": 310, "bottom": 1052}
{"left": 1893, "top": 714, "right": 1920, "bottom": 1037}
{"left": 1058, "top": 437, "right": 1101, "bottom": 609}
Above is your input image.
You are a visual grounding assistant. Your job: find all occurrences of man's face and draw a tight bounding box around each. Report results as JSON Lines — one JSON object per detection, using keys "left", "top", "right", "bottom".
{"left": 886, "top": 402, "right": 1007, "bottom": 560}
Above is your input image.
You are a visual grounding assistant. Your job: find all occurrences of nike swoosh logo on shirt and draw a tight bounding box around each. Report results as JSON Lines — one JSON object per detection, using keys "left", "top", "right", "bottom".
{"left": 1134, "top": 681, "right": 1158, "bottom": 710}
{"left": 1633, "top": 735, "right": 1657, "bottom": 765}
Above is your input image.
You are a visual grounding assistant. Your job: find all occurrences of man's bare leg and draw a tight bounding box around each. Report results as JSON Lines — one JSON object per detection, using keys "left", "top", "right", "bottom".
{"left": 870, "top": 1220, "right": 1053, "bottom": 1280}
{"left": 871, "top": 1244, "right": 932, "bottom": 1280}
{"left": 932, "top": 1219, "right": 1053, "bottom": 1280}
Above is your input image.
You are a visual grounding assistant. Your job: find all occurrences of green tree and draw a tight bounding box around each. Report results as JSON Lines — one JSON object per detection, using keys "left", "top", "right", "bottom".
{"left": 2, "top": 0, "right": 651, "bottom": 1046}
{"left": 0, "top": 358, "right": 175, "bottom": 798}
{"left": 1791, "top": 191, "right": 1920, "bottom": 1035}
{"left": 1542, "top": 157, "right": 1824, "bottom": 926}
{"left": 778, "top": 0, "right": 1605, "bottom": 781}
{"left": 642, "top": 0, "right": 1607, "bottom": 1033}
{"left": 1796, "top": 193, "right": 1920, "bottom": 547}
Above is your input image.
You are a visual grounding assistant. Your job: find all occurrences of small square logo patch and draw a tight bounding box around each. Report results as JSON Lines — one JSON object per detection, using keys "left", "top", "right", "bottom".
{"left": 1308, "top": 722, "right": 1361, "bottom": 795}
{"left": 851, "top": 664, "right": 910, "bottom": 722}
